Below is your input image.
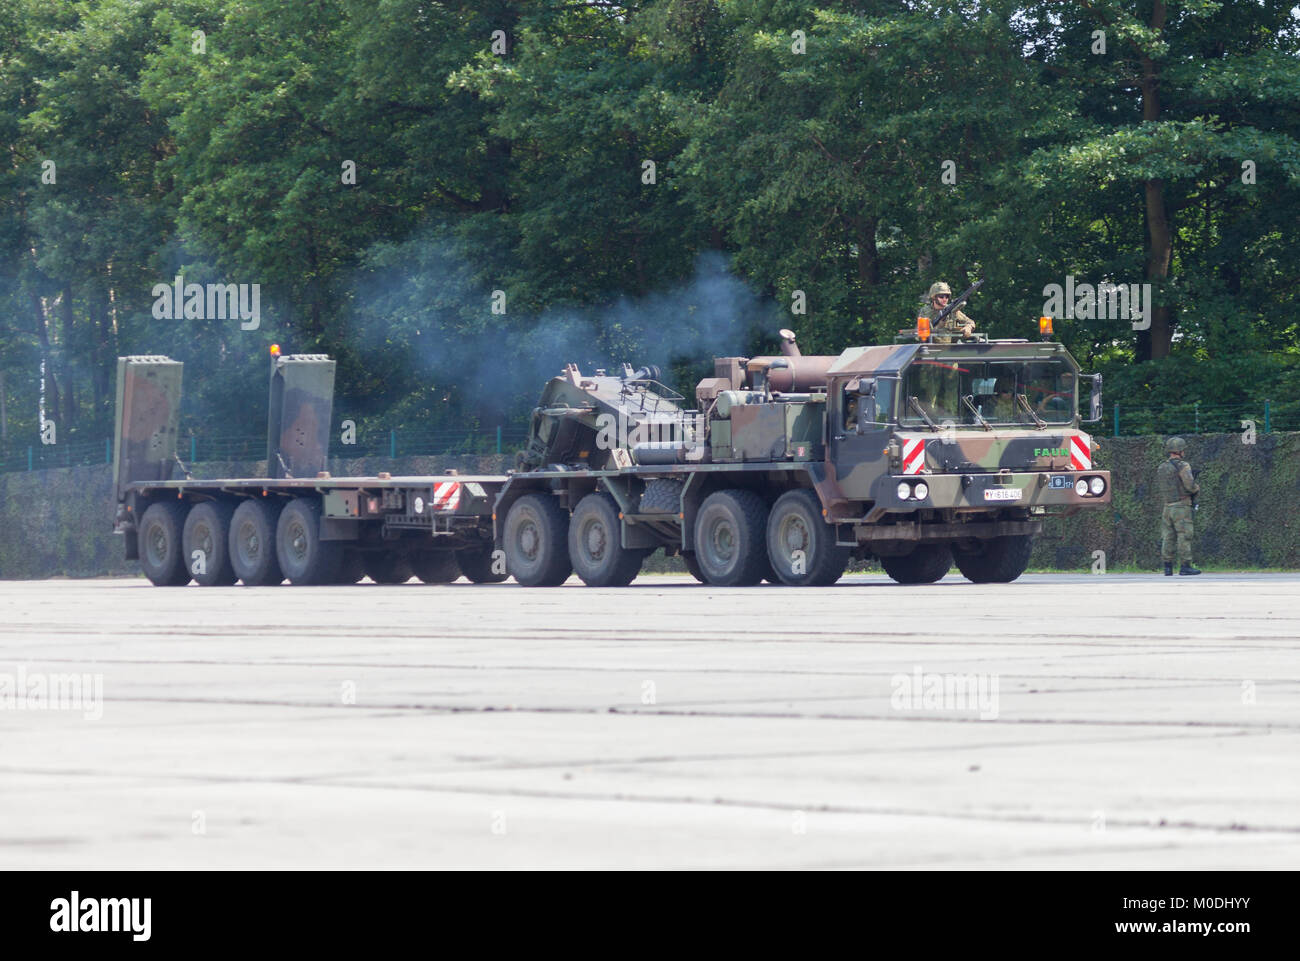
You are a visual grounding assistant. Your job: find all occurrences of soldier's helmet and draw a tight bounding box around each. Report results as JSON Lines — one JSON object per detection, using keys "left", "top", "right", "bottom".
{"left": 927, "top": 281, "right": 952, "bottom": 299}
{"left": 1165, "top": 436, "right": 1187, "bottom": 453}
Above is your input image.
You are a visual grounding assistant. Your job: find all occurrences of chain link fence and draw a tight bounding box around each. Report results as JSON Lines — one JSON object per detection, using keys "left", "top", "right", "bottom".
{"left": 0, "top": 425, "right": 532, "bottom": 475}
{"left": 2, "top": 405, "right": 1294, "bottom": 474}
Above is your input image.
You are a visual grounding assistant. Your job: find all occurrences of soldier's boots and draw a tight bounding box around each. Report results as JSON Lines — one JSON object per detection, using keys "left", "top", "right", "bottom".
{"left": 1179, "top": 564, "right": 1202, "bottom": 576}
{"left": 1163, "top": 562, "right": 1173, "bottom": 576}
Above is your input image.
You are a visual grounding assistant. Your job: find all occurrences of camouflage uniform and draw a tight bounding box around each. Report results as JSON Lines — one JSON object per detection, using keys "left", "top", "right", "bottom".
{"left": 918, "top": 281, "right": 974, "bottom": 343}
{"left": 1157, "top": 437, "right": 1200, "bottom": 574}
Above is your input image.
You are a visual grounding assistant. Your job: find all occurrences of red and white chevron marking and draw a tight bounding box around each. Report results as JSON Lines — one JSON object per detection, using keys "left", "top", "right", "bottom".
{"left": 901, "top": 437, "right": 926, "bottom": 475}
{"left": 432, "top": 481, "right": 461, "bottom": 512}
{"left": 1069, "top": 433, "right": 1091, "bottom": 471}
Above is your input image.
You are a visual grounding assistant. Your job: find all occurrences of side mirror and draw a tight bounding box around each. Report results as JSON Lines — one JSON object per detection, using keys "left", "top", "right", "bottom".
{"left": 856, "top": 379, "right": 877, "bottom": 430}
{"left": 1084, "top": 373, "right": 1102, "bottom": 423}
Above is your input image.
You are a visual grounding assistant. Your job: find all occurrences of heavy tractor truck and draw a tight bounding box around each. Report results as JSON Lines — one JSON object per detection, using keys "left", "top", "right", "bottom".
{"left": 113, "top": 323, "right": 1109, "bottom": 588}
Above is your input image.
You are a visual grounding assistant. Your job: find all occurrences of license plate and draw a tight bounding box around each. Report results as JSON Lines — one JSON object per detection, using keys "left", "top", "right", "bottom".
{"left": 983, "top": 488, "right": 1023, "bottom": 501}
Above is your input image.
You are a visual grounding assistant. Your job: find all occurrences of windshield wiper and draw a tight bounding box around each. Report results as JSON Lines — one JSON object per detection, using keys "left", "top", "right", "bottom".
{"left": 907, "top": 396, "right": 940, "bottom": 431}
{"left": 1015, "top": 392, "right": 1046, "bottom": 428}
{"left": 963, "top": 394, "right": 992, "bottom": 431}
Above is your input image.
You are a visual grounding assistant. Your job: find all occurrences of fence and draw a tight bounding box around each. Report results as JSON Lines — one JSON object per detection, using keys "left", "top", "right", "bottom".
{"left": 0, "top": 425, "right": 532, "bottom": 475}
{"left": 1108, "top": 401, "right": 1296, "bottom": 437}
{"left": 2, "top": 403, "right": 1295, "bottom": 474}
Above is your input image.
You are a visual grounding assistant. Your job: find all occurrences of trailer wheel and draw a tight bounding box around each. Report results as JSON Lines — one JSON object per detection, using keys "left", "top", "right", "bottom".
{"left": 230, "top": 499, "right": 284, "bottom": 586}
{"left": 953, "top": 534, "right": 1035, "bottom": 583}
{"left": 182, "top": 501, "right": 238, "bottom": 586}
{"left": 457, "top": 545, "right": 508, "bottom": 583}
{"left": 363, "top": 553, "right": 413, "bottom": 584}
{"left": 569, "top": 492, "right": 644, "bottom": 587}
{"left": 693, "top": 490, "right": 769, "bottom": 586}
{"left": 504, "top": 493, "right": 571, "bottom": 586}
{"left": 410, "top": 551, "right": 460, "bottom": 584}
{"left": 766, "top": 489, "right": 849, "bottom": 586}
{"left": 275, "top": 497, "right": 342, "bottom": 585}
{"left": 138, "top": 501, "right": 192, "bottom": 586}
{"left": 880, "top": 543, "right": 952, "bottom": 585}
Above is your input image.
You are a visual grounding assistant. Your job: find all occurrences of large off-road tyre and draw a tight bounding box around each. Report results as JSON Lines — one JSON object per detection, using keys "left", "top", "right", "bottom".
{"left": 410, "top": 551, "right": 461, "bottom": 584}
{"left": 503, "top": 493, "right": 572, "bottom": 586}
{"left": 953, "top": 534, "right": 1035, "bottom": 584}
{"left": 182, "top": 500, "right": 238, "bottom": 586}
{"left": 139, "top": 500, "right": 192, "bottom": 586}
{"left": 880, "top": 543, "right": 953, "bottom": 585}
{"left": 457, "top": 545, "right": 508, "bottom": 584}
{"left": 275, "top": 497, "right": 343, "bottom": 585}
{"left": 230, "top": 499, "right": 284, "bottom": 586}
{"left": 681, "top": 552, "right": 706, "bottom": 583}
{"left": 333, "top": 549, "right": 366, "bottom": 584}
{"left": 766, "top": 489, "right": 850, "bottom": 586}
{"left": 692, "top": 489, "right": 769, "bottom": 586}
{"left": 569, "top": 492, "right": 644, "bottom": 587}
{"left": 364, "top": 553, "right": 413, "bottom": 584}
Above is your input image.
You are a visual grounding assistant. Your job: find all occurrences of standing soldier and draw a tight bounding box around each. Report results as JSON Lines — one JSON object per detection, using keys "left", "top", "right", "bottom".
{"left": 1157, "top": 437, "right": 1201, "bottom": 576}
{"left": 919, "top": 282, "right": 975, "bottom": 340}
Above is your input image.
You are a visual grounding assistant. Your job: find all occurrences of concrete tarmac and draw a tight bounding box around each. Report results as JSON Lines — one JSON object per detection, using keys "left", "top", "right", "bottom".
{"left": 1, "top": 573, "right": 1297, "bottom": 869}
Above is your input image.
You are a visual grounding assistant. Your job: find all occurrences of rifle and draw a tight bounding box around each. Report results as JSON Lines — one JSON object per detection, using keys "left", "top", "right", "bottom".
{"left": 934, "top": 278, "right": 984, "bottom": 327}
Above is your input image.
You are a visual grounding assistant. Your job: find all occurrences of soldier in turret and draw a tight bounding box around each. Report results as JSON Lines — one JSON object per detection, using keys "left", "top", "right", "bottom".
{"left": 919, "top": 281, "right": 975, "bottom": 340}
{"left": 1157, "top": 437, "right": 1201, "bottom": 576}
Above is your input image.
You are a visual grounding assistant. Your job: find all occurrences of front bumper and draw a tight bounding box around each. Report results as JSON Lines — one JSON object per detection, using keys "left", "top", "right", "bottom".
{"left": 884, "top": 469, "right": 1112, "bottom": 512}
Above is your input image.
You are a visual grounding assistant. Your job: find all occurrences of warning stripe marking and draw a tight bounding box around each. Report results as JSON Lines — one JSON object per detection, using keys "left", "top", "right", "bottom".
{"left": 1070, "top": 434, "right": 1091, "bottom": 471}
{"left": 901, "top": 438, "right": 925, "bottom": 475}
{"left": 432, "top": 481, "right": 461, "bottom": 511}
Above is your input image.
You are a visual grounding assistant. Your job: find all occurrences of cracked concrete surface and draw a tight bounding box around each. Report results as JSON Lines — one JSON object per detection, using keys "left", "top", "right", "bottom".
{"left": 1, "top": 573, "right": 1297, "bottom": 869}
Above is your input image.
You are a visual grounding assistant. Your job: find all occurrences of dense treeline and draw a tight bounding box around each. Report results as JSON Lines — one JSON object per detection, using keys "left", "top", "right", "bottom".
{"left": 2, "top": 0, "right": 1299, "bottom": 449}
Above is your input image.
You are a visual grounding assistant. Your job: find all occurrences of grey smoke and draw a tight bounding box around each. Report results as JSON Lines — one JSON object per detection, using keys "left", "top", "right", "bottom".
{"left": 344, "top": 234, "right": 780, "bottom": 423}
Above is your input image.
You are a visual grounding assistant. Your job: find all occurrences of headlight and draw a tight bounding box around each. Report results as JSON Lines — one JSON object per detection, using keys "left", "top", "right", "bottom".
{"left": 413, "top": 496, "right": 425, "bottom": 514}
{"left": 1089, "top": 476, "right": 1105, "bottom": 496}
{"left": 1074, "top": 479, "right": 1088, "bottom": 496}
{"left": 913, "top": 482, "right": 929, "bottom": 500}
{"left": 896, "top": 481, "right": 912, "bottom": 501}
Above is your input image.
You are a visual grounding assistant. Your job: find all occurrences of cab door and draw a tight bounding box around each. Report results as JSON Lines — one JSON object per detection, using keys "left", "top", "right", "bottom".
{"left": 830, "top": 376, "right": 894, "bottom": 498}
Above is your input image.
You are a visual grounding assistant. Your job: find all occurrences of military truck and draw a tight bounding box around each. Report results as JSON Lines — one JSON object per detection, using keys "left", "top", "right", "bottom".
{"left": 112, "top": 322, "right": 1109, "bottom": 588}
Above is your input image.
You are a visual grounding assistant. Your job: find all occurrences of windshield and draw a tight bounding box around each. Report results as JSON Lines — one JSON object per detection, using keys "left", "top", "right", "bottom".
{"left": 898, "top": 358, "right": 1076, "bottom": 427}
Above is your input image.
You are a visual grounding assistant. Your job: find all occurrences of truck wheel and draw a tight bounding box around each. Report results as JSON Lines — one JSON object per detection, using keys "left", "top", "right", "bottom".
{"left": 364, "top": 553, "right": 413, "bottom": 584}
{"left": 182, "top": 501, "right": 237, "bottom": 586}
{"left": 504, "top": 493, "right": 571, "bottom": 586}
{"left": 693, "top": 490, "right": 769, "bottom": 586}
{"left": 457, "top": 545, "right": 508, "bottom": 583}
{"left": 880, "top": 544, "right": 952, "bottom": 585}
{"left": 230, "top": 499, "right": 284, "bottom": 586}
{"left": 569, "top": 492, "right": 644, "bottom": 587}
{"left": 276, "top": 497, "right": 342, "bottom": 585}
{"left": 953, "top": 534, "right": 1035, "bottom": 583}
{"left": 333, "top": 549, "right": 366, "bottom": 584}
{"left": 766, "top": 489, "right": 849, "bottom": 586}
{"left": 682, "top": 552, "right": 706, "bottom": 583}
{"left": 410, "top": 551, "right": 460, "bottom": 584}
{"left": 138, "top": 501, "right": 192, "bottom": 586}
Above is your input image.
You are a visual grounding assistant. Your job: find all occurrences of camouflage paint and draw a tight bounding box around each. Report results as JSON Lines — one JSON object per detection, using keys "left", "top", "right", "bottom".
{"left": 267, "top": 354, "right": 335, "bottom": 478}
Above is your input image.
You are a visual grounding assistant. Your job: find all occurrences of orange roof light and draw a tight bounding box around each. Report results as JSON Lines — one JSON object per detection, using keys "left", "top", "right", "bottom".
{"left": 916, "top": 316, "right": 932, "bottom": 342}
{"left": 1038, "top": 316, "right": 1053, "bottom": 338}
{"left": 269, "top": 343, "right": 281, "bottom": 357}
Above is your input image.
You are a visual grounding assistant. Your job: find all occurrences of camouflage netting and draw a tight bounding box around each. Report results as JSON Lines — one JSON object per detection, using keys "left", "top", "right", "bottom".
{"left": 2, "top": 434, "right": 1297, "bottom": 579}
{"left": 1029, "top": 432, "right": 1300, "bottom": 570}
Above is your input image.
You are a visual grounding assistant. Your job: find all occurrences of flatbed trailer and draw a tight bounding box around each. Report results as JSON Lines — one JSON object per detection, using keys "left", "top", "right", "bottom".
{"left": 114, "top": 326, "right": 1111, "bottom": 588}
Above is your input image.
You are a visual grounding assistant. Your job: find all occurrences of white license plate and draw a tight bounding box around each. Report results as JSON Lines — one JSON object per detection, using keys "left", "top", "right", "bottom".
{"left": 983, "top": 488, "right": 1023, "bottom": 501}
